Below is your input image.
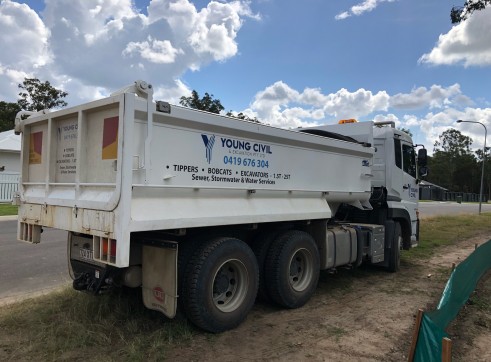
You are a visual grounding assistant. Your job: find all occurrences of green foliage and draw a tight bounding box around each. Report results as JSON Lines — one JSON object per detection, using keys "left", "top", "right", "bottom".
{"left": 428, "top": 129, "right": 485, "bottom": 194}
{"left": 226, "top": 111, "right": 261, "bottom": 123}
{"left": 451, "top": 1, "right": 491, "bottom": 23}
{"left": 17, "top": 78, "right": 68, "bottom": 111}
{"left": 0, "top": 101, "right": 21, "bottom": 132}
{"left": 0, "top": 78, "right": 67, "bottom": 131}
{"left": 433, "top": 129, "right": 473, "bottom": 156}
{"left": 179, "top": 90, "right": 224, "bottom": 114}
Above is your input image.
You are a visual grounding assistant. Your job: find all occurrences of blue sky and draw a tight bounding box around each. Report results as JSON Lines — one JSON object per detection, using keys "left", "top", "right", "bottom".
{"left": 1, "top": 0, "right": 490, "bottom": 152}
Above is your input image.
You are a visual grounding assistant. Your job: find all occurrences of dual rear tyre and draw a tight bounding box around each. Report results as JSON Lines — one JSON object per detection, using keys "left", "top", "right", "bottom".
{"left": 180, "top": 230, "right": 320, "bottom": 332}
{"left": 181, "top": 237, "right": 258, "bottom": 333}
{"left": 264, "top": 230, "right": 320, "bottom": 308}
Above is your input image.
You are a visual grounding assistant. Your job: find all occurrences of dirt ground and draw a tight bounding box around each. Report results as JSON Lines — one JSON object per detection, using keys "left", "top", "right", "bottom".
{"left": 165, "top": 233, "right": 491, "bottom": 361}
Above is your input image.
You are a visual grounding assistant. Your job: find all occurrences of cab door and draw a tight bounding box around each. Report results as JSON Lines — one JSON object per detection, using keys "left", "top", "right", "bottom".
{"left": 393, "top": 138, "right": 419, "bottom": 244}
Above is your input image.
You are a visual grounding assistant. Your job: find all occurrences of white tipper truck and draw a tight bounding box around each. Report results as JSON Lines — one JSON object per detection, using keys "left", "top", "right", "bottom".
{"left": 13, "top": 80, "right": 428, "bottom": 333}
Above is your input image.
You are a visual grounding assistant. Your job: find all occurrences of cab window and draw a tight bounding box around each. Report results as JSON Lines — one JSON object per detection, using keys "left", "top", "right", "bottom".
{"left": 402, "top": 144, "right": 416, "bottom": 178}
{"left": 394, "top": 139, "right": 402, "bottom": 169}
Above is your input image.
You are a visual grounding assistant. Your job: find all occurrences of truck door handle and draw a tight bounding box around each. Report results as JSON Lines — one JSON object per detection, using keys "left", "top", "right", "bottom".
{"left": 403, "top": 185, "right": 409, "bottom": 189}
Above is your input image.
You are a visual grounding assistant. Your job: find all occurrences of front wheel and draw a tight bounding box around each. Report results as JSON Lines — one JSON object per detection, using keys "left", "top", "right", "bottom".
{"left": 264, "top": 230, "right": 320, "bottom": 309}
{"left": 181, "top": 237, "right": 258, "bottom": 333}
{"left": 387, "top": 222, "right": 402, "bottom": 272}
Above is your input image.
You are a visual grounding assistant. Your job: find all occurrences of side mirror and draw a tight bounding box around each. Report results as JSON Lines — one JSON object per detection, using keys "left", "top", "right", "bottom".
{"left": 417, "top": 148, "right": 427, "bottom": 167}
{"left": 419, "top": 166, "right": 428, "bottom": 178}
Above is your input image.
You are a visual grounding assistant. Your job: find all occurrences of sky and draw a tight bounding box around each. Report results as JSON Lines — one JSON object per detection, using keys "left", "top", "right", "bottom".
{"left": 0, "top": 0, "right": 490, "bottom": 153}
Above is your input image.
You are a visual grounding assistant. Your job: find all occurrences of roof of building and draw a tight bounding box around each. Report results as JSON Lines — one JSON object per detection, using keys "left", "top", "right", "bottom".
{"left": 419, "top": 180, "right": 448, "bottom": 190}
{"left": 0, "top": 130, "right": 21, "bottom": 152}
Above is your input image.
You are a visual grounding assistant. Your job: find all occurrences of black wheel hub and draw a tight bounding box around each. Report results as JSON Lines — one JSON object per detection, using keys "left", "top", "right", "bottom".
{"left": 214, "top": 272, "right": 230, "bottom": 294}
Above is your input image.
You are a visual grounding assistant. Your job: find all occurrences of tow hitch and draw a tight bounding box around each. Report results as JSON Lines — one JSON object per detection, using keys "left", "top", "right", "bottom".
{"left": 71, "top": 260, "right": 114, "bottom": 294}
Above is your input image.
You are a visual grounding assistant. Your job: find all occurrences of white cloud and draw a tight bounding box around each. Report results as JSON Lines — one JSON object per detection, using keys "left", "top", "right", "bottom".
{"left": 396, "top": 108, "right": 491, "bottom": 153}
{"left": 123, "top": 37, "right": 183, "bottom": 64}
{"left": 419, "top": 6, "right": 491, "bottom": 66}
{"left": 0, "top": 0, "right": 258, "bottom": 104}
{"left": 335, "top": 0, "right": 396, "bottom": 20}
{"left": 389, "top": 84, "right": 463, "bottom": 110}
{"left": 243, "top": 80, "right": 491, "bottom": 154}
{"left": 0, "top": 0, "right": 51, "bottom": 100}
{"left": 248, "top": 82, "right": 389, "bottom": 128}
{"left": 373, "top": 113, "right": 400, "bottom": 127}
{"left": 323, "top": 88, "right": 389, "bottom": 119}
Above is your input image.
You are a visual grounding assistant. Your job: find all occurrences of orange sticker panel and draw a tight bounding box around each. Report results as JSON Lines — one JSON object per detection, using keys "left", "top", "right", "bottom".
{"left": 102, "top": 116, "right": 118, "bottom": 160}
{"left": 29, "top": 131, "right": 43, "bottom": 164}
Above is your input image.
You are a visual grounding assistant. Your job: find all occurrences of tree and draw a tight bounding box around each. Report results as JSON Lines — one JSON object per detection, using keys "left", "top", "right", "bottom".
{"left": 451, "top": 0, "right": 490, "bottom": 23}
{"left": 179, "top": 90, "right": 224, "bottom": 114}
{"left": 429, "top": 129, "right": 479, "bottom": 192}
{"left": 17, "top": 78, "right": 68, "bottom": 111}
{"left": 226, "top": 111, "right": 261, "bottom": 123}
{"left": 0, "top": 101, "right": 21, "bottom": 132}
{"left": 475, "top": 147, "right": 491, "bottom": 200}
{"left": 433, "top": 128, "right": 473, "bottom": 157}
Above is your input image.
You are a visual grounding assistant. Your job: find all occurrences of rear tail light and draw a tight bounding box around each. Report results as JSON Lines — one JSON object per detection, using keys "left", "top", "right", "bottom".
{"left": 93, "top": 236, "right": 117, "bottom": 264}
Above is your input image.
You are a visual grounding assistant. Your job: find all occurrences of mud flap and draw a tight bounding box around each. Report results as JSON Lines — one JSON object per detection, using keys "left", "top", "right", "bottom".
{"left": 142, "top": 243, "right": 178, "bottom": 318}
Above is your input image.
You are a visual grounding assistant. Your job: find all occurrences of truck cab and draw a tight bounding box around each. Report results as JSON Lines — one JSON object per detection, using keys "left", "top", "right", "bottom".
{"left": 306, "top": 120, "right": 425, "bottom": 250}
{"left": 373, "top": 124, "right": 420, "bottom": 248}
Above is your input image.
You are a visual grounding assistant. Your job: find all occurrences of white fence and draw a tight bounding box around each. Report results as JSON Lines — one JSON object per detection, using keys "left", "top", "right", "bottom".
{"left": 0, "top": 172, "right": 19, "bottom": 203}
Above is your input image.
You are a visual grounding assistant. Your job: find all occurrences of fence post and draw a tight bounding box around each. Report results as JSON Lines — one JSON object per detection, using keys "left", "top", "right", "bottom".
{"left": 442, "top": 337, "right": 452, "bottom": 362}
{"left": 408, "top": 309, "right": 424, "bottom": 362}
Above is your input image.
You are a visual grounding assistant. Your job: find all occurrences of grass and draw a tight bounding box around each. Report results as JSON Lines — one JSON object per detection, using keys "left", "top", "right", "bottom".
{"left": 0, "top": 213, "right": 490, "bottom": 360}
{"left": 403, "top": 212, "right": 491, "bottom": 261}
{"left": 0, "top": 203, "right": 18, "bottom": 216}
{"left": 0, "top": 288, "right": 195, "bottom": 361}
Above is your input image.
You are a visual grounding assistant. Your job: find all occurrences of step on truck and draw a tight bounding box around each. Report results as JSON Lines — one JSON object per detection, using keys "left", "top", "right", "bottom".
{"left": 14, "top": 80, "right": 428, "bottom": 333}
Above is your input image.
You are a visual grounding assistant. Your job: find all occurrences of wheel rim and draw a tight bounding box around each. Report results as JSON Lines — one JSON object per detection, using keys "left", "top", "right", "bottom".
{"left": 288, "top": 248, "right": 313, "bottom": 292}
{"left": 396, "top": 234, "right": 402, "bottom": 265}
{"left": 212, "top": 259, "right": 249, "bottom": 313}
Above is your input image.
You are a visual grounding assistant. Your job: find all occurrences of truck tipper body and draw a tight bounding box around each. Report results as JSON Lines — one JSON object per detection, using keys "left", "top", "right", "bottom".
{"left": 14, "top": 81, "right": 427, "bottom": 332}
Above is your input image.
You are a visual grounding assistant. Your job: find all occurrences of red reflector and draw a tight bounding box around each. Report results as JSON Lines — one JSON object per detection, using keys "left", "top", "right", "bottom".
{"left": 102, "top": 238, "right": 117, "bottom": 259}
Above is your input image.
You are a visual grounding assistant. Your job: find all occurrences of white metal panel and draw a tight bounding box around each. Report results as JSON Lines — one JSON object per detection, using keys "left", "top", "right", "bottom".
{"left": 126, "top": 105, "right": 372, "bottom": 228}
{"left": 18, "top": 95, "right": 125, "bottom": 211}
{"left": 130, "top": 188, "right": 333, "bottom": 231}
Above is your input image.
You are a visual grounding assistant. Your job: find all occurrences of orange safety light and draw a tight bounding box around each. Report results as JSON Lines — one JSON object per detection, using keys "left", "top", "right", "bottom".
{"left": 338, "top": 119, "right": 358, "bottom": 124}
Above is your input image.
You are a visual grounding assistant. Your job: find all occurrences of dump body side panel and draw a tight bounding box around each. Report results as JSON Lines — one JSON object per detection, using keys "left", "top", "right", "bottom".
{"left": 17, "top": 94, "right": 374, "bottom": 268}
{"left": 128, "top": 103, "right": 374, "bottom": 231}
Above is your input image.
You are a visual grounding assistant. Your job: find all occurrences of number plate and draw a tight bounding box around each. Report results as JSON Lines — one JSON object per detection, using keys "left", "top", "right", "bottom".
{"left": 79, "top": 248, "right": 94, "bottom": 261}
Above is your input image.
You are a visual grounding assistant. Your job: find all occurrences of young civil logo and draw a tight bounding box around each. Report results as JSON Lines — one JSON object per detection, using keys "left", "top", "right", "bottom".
{"left": 201, "top": 134, "right": 215, "bottom": 164}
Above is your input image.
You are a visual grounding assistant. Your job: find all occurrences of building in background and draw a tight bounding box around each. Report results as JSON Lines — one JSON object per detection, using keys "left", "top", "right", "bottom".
{"left": 0, "top": 130, "right": 21, "bottom": 173}
{"left": 0, "top": 130, "right": 21, "bottom": 202}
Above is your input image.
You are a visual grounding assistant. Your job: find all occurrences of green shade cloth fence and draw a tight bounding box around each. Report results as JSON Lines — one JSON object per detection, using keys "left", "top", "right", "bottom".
{"left": 413, "top": 239, "right": 491, "bottom": 362}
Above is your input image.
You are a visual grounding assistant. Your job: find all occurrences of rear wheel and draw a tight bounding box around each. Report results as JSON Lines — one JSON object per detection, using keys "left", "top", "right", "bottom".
{"left": 182, "top": 237, "right": 258, "bottom": 333}
{"left": 250, "top": 230, "right": 279, "bottom": 301}
{"left": 264, "top": 230, "right": 320, "bottom": 308}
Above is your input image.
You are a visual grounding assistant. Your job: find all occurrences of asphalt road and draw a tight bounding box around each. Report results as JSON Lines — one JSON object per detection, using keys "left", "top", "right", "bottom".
{"left": 418, "top": 201, "right": 491, "bottom": 218}
{"left": 0, "top": 217, "right": 70, "bottom": 304}
{"left": 0, "top": 202, "right": 490, "bottom": 304}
